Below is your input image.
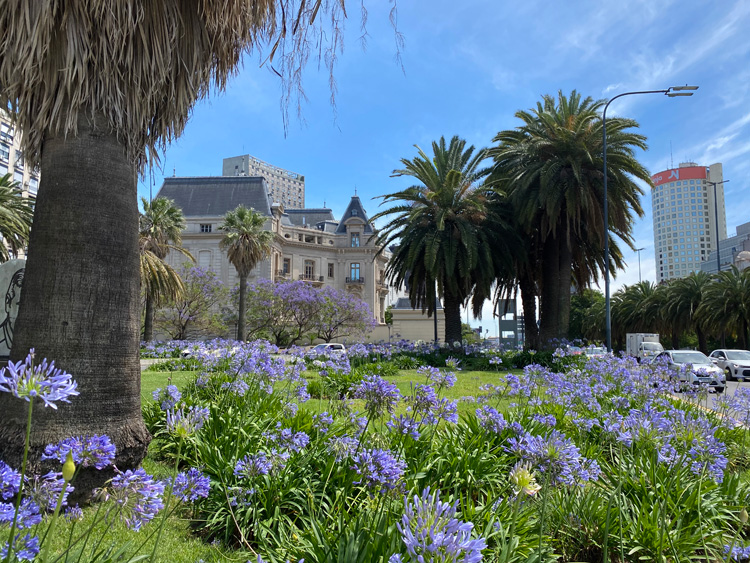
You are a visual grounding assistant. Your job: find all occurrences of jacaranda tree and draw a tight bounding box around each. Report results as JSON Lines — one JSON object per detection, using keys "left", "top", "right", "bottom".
{"left": 0, "top": 0, "right": 378, "bottom": 482}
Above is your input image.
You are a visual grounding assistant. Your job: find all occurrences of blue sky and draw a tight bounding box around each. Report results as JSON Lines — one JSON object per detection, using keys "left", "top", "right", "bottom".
{"left": 140, "top": 0, "right": 750, "bottom": 336}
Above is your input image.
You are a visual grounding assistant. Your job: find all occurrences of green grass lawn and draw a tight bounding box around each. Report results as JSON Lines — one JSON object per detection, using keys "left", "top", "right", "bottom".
{"left": 141, "top": 370, "right": 197, "bottom": 402}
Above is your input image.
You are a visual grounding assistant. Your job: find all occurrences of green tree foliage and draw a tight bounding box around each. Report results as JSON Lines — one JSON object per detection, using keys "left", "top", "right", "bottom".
{"left": 372, "top": 136, "right": 498, "bottom": 345}
{"left": 219, "top": 205, "right": 274, "bottom": 342}
{"left": 491, "top": 91, "right": 649, "bottom": 348}
{"left": 568, "top": 289, "right": 604, "bottom": 342}
{"left": 698, "top": 266, "right": 750, "bottom": 349}
{"left": 0, "top": 173, "right": 34, "bottom": 263}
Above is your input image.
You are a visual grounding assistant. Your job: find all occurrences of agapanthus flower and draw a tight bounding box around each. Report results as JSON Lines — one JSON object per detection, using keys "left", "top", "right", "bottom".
{"left": 42, "top": 434, "right": 116, "bottom": 470}
{"left": 0, "top": 498, "right": 41, "bottom": 529}
{"left": 313, "top": 412, "right": 334, "bottom": 433}
{"left": 407, "top": 384, "right": 438, "bottom": 414}
{"left": 725, "top": 544, "right": 750, "bottom": 562}
{"left": 295, "top": 383, "right": 311, "bottom": 403}
{"left": 234, "top": 452, "right": 273, "bottom": 478}
{"left": 0, "top": 350, "right": 78, "bottom": 408}
{"left": 64, "top": 504, "right": 84, "bottom": 521}
{"left": 351, "top": 447, "right": 406, "bottom": 493}
{"left": 1, "top": 533, "right": 40, "bottom": 561}
{"left": 424, "top": 398, "right": 459, "bottom": 424}
{"left": 395, "top": 487, "right": 486, "bottom": 563}
{"left": 0, "top": 460, "right": 21, "bottom": 500}
{"left": 166, "top": 405, "right": 210, "bottom": 438}
{"left": 508, "top": 461, "right": 541, "bottom": 497}
{"left": 171, "top": 468, "right": 211, "bottom": 502}
{"left": 353, "top": 375, "right": 401, "bottom": 418}
{"left": 327, "top": 436, "right": 358, "bottom": 462}
{"left": 221, "top": 380, "right": 250, "bottom": 396}
{"left": 387, "top": 415, "right": 421, "bottom": 440}
{"left": 476, "top": 406, "right": 508, "bottom": 434}
{"left": 24, "top": 471, "right": 71, "bottom": 512}
{"left": 110, "top": 468, "right": 165, "bottom": 531}
{"left": 152, "top": 385, "right": 181, "bottom": 410}
{"left": 266, "top": 425, "right": 310, "bottom": 453}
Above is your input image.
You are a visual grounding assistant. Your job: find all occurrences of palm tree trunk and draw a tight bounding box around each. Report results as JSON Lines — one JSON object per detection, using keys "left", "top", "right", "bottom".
{"left": 238, "top": 274, "right": 247, "bottom": 341}
{"left": 539, "top": 236, "right": 561, "bottom": 349}
{"left": 0, "top": 110, "right": 150, "bottom": 497}
{"left": 143, "top": 292, "right": 155, "bottom": 342}
{"left": 696, "top": 325, "right": 707, "bottom": 354}
{"left": 556, "top": 226, "right": 573, "bottom": 343}
{"left": 519, "top": 272, "right": 539, "bottom": 349}
{"left": 443, "top": 294, "right": 462, "bottom": 345}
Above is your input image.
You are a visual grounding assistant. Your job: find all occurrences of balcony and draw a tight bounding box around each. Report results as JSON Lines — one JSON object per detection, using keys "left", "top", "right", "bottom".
{"left": 275, "top": 269, "right": 290, "bottom": 281}
{"left": 299, "top": 274, "right": 324, "bottom": 286}
{"left": 346, "top": 277, "right": 365, "bottom": 284}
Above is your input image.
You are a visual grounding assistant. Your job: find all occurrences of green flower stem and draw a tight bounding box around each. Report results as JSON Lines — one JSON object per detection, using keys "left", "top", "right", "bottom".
{"left": 150, "top": 437, "right": 183, "bottom": 562}
{"left": 39, "top": 480, "right": 69, "bottom": 562}
{"left": 5, "top": 398, "right": 34, "bottom": 561}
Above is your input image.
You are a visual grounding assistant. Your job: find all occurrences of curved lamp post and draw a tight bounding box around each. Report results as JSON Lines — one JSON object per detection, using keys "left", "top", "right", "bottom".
{"left": 603, "top": 85, "right": 698, "bottom": 352}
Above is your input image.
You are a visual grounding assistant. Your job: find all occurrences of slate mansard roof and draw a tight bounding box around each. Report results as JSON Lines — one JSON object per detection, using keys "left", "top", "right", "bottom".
{"left": 335, "top": 196, "right": 374, "bottom": 234}
{"left": 156, "top": 177, "right": 273, "bottom": 217}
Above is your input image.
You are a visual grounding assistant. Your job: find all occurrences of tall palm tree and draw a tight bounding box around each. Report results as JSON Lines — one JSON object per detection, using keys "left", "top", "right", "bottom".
{"left": 490, "top": 90, "right": 650, "bottom": 348}
{"left": 372, "top": 136, "right": 499, "bottom": 344}
{"left": 0, "top": 174, "right": 34, "bottom": 263}
{"left": 219, "top": 205, "right": 274, "bottom": 342}
{"left": 0, "top": 1, "right": 362, "bottom": 481}
{"left": 665, "top": 271, "right": 711, "bottom": 353}
{"left": 698, "top": 267, "right": 750, "bottom": 349}
{"left": 139, "top": 197, "right": 192, "bottom": 342}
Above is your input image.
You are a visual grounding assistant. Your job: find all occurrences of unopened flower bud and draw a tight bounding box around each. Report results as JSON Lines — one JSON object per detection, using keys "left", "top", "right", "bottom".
{"left": 62, "top": 451, "right": 76, "bottom": 482}
{"left": 740, "top": 508, "right": 748, "bottom": 524}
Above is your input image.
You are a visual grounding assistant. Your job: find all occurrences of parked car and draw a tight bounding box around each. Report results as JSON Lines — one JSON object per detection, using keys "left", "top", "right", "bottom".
{"left": 310, "top": 343, "right": 346, "bottom": 354}
{"left": 584, "top": 346, "right": 607, "bottom": 358}
{"left": 652, "top": 350, "right": 726, "bottom": 393}
{"left": 709, "top": 349, "right": 750, "bottom": 382}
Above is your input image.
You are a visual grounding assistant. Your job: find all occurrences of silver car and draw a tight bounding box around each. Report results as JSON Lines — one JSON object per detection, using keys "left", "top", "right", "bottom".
{"left": 709, "top": 349, "right": 750, "bottom": 382}
{"left": 653, "top": 350, "right": 726, "bottom": 393}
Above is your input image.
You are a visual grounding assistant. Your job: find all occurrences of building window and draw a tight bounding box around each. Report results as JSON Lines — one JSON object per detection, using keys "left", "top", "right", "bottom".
{"left": 350, "top": 263, "right": 360, "bottom": 281}
{"left": 351, "top": 232, "right": 360, "bottom": 247}
{"left": 283, "top": 258, "right": 291, "bottom": 275}
{"left": 328, "top": 263, "right": 334, "bottom": 278}
{"left": 0, "top": 146, "right": 9, "bottom": 162}
{"left": 200, "top": 224, "right": 212, "bottom": 233}
{"left": 304, "top": 260, "right": 315, "bottom": 279}
{"left": 351, "top": 209, "right": 358, "bottom": 216}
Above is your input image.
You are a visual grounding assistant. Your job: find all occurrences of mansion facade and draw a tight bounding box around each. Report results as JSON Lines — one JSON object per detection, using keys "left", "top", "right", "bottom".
{"left": 156, "top": 176, "right": 391, "bottom": 327}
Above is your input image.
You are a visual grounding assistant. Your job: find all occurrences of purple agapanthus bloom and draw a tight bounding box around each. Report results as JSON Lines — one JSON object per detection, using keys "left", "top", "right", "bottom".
{"left": 1, "top": 533, "right": 40, "bottom": 561}
{"left": 166, "top": 405, "right": 210, "bottom": 438}
{"left": 42, "top": 434, "right": 116, "bottom": 470}
{"left": 424, "top": 398, "right": 459, "bottom": 424}
{"left": 351, "top": 447, "right": 406, "bottom": 493}
{"left": 0, "top": 460, "right": 21, "bottom": 500}
{"left": 24, "top": 472, "right": 72, "bottom": 512}
{"left": 0, "top": 498, "right": 41, "bottom": 529}
{"left": 0, "top": 350, "right": 78, "bottom": 409}
{"left": 110, "top": 468, "right": 165, "bottom": 531}
{"left": 395, "top": 487, "right": 486, "bottom": 563}
{"left": 266, "top": 424, "right": 310, "bottom": 454}
{"left": 313, "top": 412, "right": 334, "bottom": 433}
{"left": 171, "top": 468, "right": 210, "bottom": 502}
{"left": 476, "top": 406, "right": 508, "bottom": 434}
{"left": 152, "top": 385, "right": 181, "bottom": 410}
{"left": 221, "top": 380, "right": 250, "bottom": 396}
{"left": 234, "top": 452, "right": 273, "bottom": 478}
{"left": 387, "top": 415, "right": 420, "bottom": 440}
{"left": 326, "top": 436, "right": 358, "bottom": 462}
{"left": 353, "top": 375, "right": 402, "bottom": 418}
{"left": 725, "top": 544, "right": 750, "bottom": 562}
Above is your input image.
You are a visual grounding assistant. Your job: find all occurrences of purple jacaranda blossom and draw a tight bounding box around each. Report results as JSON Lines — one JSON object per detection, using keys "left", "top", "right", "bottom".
{"left": 395, "top": 487, "right": 486, "bottom": 563}
{"left": 313, "top": 412, "right": 334, "bottom": 433}
{"left": 234, "top": 452, "right": 273, "bottom": 478}
{"left": 1, "top": 533, "right": 40, "bottom": 561}
{"left": 387, "top": 415, "right": 421, "bottom": 440}
{"left": 351, "top": 447, "right": 406, "bottom": 493}
{"left": 110, "top": 468, "right": 165, "bottom": 531}
{"left": 166, "top": 405, "right": 210, "bottom": 438}
{"left": 0, "top": 460, "right": 21, "bottom": 500}
{"left": 0, "top": 498, "right": 41, "bottom": 529}
{"left": 152, "top": 385, "right": 181, "bottom": 410}
{"left": 171, "top": 468, "right": 210, "bottom": 502}
{"left": 0, "top": 350, "right": 78, "bottom": 408}
{"left": 354, "top": 375, "right": 401, "bottom": 419}
{"left": 42, "top": 434, "right": 116, "bottom": 470}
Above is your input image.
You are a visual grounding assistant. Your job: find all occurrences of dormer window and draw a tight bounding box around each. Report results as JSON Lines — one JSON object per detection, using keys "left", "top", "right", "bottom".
{"left": 351, "top": 209, "right": 358, "bottom": 216}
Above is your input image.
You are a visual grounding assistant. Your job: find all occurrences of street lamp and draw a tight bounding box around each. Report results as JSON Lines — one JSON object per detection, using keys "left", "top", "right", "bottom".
{"left": 635, "top": 247, "right": 645, "bottom": 282}
{"left": 707, "top": 179, "right": 729, "bottom": 274}
{"left": 603, "top": 85, "right": 698, "bottom": 352}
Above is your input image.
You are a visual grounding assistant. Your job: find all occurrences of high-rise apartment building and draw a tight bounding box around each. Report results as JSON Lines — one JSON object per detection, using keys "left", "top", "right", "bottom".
{"left": 222, "top": 154, "right": 305, "bottom": 209}
{"left": 0, "top": 109, "right": 40, "bottom": 199}
{"left": 651, "top": 162, "right": 727, "bottom": 283}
